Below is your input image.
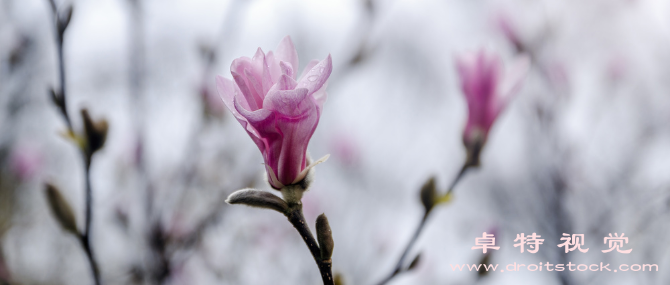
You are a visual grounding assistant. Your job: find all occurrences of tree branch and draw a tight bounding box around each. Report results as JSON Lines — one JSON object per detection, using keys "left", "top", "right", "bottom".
{"left": 284, "top": 203, "right": 334, "bottom": 285}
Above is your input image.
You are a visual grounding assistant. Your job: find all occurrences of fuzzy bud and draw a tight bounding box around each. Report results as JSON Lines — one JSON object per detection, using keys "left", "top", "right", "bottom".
{"left": 45, "top": 183, "right": 78, "bottom": 235}
{"left": 81, "top": 108, "right": 108, "bottom": 155}
{"left": 420, "top": 177, "right": 437, "bottom": 213}
{"left": 225, "top": 188, "right": 289, "bottom": 213}
{"left": 316, "top": 213, "right": 334, "bottom": 260}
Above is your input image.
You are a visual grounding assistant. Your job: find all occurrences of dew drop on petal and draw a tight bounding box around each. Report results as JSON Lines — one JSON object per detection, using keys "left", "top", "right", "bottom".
{"left": 308, "top": 75, "right": 318, "bottom": 82}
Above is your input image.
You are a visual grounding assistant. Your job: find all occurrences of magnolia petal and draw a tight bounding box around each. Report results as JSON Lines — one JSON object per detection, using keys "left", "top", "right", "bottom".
{"left": 231, "top": 56, "right": 253, "bottom": 75}
{"left": 251, "top": 47, "right": 266, "bottom": 77}
{"left": 292, "top": 154, "right": 330, "bottom": 184}
{"left": 252, "top": 48, "right": 273, "bottom": 95}
{"left": 299, "top": 59, "right": 320, "bottom": 81}
{"left": 297, "top": 54, "right": 332, "bottom": 96}
{"left": 275, "top": 36, "right": 299, "bottom": 79}
{"left": 233, "top": 97, "right": 280, "bottom": 177}
{"left": 279, "top": 61, "right": 294, "bottom": 78}
{"left": 457, "top": 49, "right": 504, "bottom": 133}
{"left": 311, "top": 82, "right": 328, "bottom": 112}
{"left": 456, "top": 52, "right": 486, "bottom": 127}
{"left": 216, "top": 76, "right": 238, "bottom": 113}
{"left": 270, "top": 95, "right": 319, "bottom": 187}
{"left": 231, "top": 70, "right": 261, "bottom": 111}
{"left": 263, "top": 88, "right": 311, "bottom": 117}
{"left": 456, "top": 52, "right": 478, "bottom": 88}
{"left": 266, "top": 74, "right": 298, "bottom": 101}
{"left": 266, "top": 51, "right": 281, "bottom": 83}
{"left": 264, "top": 164, "right": 285, "bottom": 189}
{"left": 244, "top": 68, "right": 266, "bottom": 107}
{"left": 269, "top": 74, "right": 298, "bottom": 93}
{"left": 234, "top": 96, "right": 273, "bottom": 124}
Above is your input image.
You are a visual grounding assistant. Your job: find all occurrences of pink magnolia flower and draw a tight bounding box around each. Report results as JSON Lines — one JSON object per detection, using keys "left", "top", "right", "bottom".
{"left": 456, "top": 49, "right": 529, "bottom": 164}
{"left": 216, "top": 36, "right": 331, "bottom": 189}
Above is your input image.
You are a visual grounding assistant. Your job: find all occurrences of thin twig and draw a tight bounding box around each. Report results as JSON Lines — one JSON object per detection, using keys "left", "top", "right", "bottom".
{"left": 376, "top": 214, "right": 428, "bottom": 285}
{"left": 376, "top": 164, "right": 470, "bottom": 285}
{"left": 81, "top": 155, "right": 101, "bottom": 285}
{"left": 48, "top": 0, "right": 72, "bottom": 131}
{"left": 46, "top": 1, "right": 101, "bottom": 284}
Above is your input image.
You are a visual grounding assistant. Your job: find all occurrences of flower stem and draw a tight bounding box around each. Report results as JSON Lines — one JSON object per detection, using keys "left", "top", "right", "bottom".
{"left": 80, "top": 156, "right": 101, "bottom": 285}
{"left": 376, "top": 213, "right": 429, "bottom": 285}
{"left": 284, "top": 203, "right": 334, "bottom": 285}
{"left": 376, "top": 163, "right": 470, "bottom": 285}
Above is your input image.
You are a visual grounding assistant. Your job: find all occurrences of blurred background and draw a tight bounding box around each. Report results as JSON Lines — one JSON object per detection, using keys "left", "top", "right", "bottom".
{"left": 2, "top": 0, "right": 670, "bottom": 284}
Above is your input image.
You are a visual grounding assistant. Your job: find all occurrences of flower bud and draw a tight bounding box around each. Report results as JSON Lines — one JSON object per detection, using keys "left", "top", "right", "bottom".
{"left": 456, "top": 50, "right": 529, "bottom": 167}
{"left": 225, "top": 188, "right": 289, "bottom": 214}
{"left": 420, "top": 177, "right": 437, "bottom": 213}
{"left": 316, "top": 213, "right": 334, "bottom": 261}
{"left": 45, "top": 183, "right": 78, "bottom": 235}
{"left": 80, "top": 108, "right": 108, "bottom": 155}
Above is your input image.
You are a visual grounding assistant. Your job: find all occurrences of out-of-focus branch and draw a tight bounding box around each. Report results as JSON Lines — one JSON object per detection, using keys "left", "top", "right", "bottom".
{"left": 121, "top": 0, "right": 254, "bottom": 282}
{"left": 47, "top": 0, "right": 73, "bottom": 131}
{"left": 376, "top": 164, "right": 471, "bottom": 285}
{"left": 46, "top": 2, "right": 104, "bottom": 285}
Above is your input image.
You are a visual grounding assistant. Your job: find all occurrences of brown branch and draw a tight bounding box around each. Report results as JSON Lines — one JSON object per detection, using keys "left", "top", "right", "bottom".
{"left": 284, "top": 203, "right": 334, "bottom": 285}
{"left": 376, "top": 164, "right": 470, "bottom": 285}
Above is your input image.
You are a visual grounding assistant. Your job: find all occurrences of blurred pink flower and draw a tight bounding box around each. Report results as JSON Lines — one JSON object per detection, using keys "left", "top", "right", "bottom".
{"left": 9, "top": 144, "right": 42, "bottom": 180}
{"left": 457, "top": 50, "right": 529, "bottom": 149}
{"left": 495, "top": 13, "right": 524, "bottom": 53}
{"left": 216, "top": 36, "right": 332, "bottom": 189}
